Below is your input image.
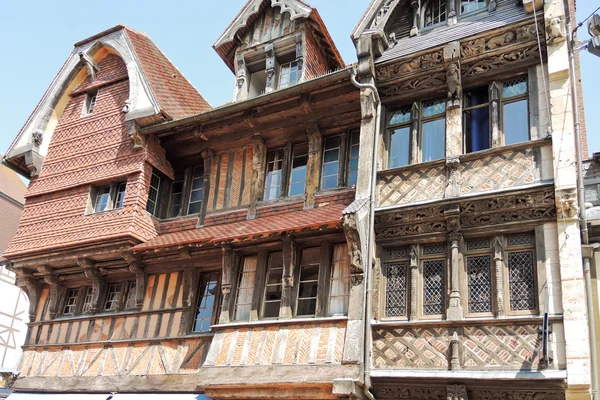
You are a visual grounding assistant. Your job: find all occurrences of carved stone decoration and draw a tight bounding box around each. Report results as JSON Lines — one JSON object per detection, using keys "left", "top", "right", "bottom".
{"left": 81, "top": 260, "right": 105, "bottom": 315}
{"left": 469, "top": 390, "right": 565, "bottom": 400}
{"left": 410, "top": 0, "right": 420, "bottom": 36}
{"left": 31, "top": 129, "right": 43, "bottom": 147}
{"left": 78, "top": 51, "right": 99, "bottom": 81}
{"left": 374, "top": 386, "right": 447, "bottom": 399}
{"left": 37, "top": 266, "right": 65, "bottom": 319}
{"left": 409, "top": 245, "right": 419, "bottom": 321}
{"left": 444, "top": 42, "right": 461, "bottom": 109}
{"left": 450, "top": 331, "right": 460, "bottom": 370}
{"left": 376, "top": 51, "right": 443, "bottom": 82}
{"left": 126, "top": 120, "right": 146, "bottom": 150}
{"left": 15, "top": 271, "right": 41, "bottom": 322}
{"left": 546, "top": 17, "right": 566, "bottom": 44}
{"left": 388, "top": 32, "right": 398, "bottom": 48}
{"left": 447, "top": 385, "right": 468, "bottom": 400}
{"left": 444, "top": 204, "right": 461, "bottom": 232}
{"left": 488, "top": 0, "right": 496, "bottom": 12}
{"left": 555, "top": 188, "right": 579, "bottom": 219}
{"left": 447, "top": 233, "right": 463, "bottom": 320}
{"left": 460, "top": 22, "right": 539, "bottom": 60}
{"left": 370, "top": 0, "right": 399, "bottom": 29}
{"left": 342, "top": 212, "right": 363, "bottom": 276}
{"left": 493, "top": 236, "right": 505, "bottom": 317}
{"left": 379, "top": 72, "right": 445, "bottom": 99}
{"left": 445, "top": 157, "right": 461, "bottom": 198}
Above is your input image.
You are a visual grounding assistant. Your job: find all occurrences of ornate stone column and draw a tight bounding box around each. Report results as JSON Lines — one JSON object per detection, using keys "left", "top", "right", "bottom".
{"left": 447, "top": 233, "right": 463, "bottom": 320}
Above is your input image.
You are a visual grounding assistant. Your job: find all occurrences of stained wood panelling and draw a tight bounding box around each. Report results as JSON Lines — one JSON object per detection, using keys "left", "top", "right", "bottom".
{"left": 240, "top": 6, "right": 296, "bottom": 50}
{"left": 29, "top": 272, "right": 188, "bottom": 346}
{"left": 207, "top": 146, "right": 254, "bottom": 212}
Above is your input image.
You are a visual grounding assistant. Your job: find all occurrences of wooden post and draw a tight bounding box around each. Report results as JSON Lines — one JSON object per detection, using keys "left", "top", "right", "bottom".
{"left": 447, "top": 233, "right": 463, "bottom": 320}
{"left": 305, "top": 122, "right": 322, "bottom": 209}
{"left": 265, "top": 44, "right": 278, "bottom": 94}
{"left": 179, "top": 266, "right": 198, "bottom": 335}
{"left": 219, "top": 246, "right": 235, "bottom": 324}
{"left": 250, "top": 250, "right": 269, "bottom": 321}
{"left": 280, "top": 236, "right": 297, "bottom": 319}
{"left": 444, "top": 41, "right": 462, "bottom": 159}
{"left": 80, "top": 259, "right": 105, "bottom": 315}
{"left": 248, "top": 136, "right": 266, "bottom": 219}
{"left": 199, "top": 149, "right": 213, "bottom": 225}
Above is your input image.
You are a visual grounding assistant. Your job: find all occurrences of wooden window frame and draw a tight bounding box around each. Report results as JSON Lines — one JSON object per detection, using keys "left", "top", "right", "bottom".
{"left": 320, "top": 132, "right": 360, "bottom": 191}
{"left": 192, "top": 271, "right": 221, "bottom": 332}
{"left": 88, "top": 181, "right": 127, "bottom": 215}
{"left": 60, "top": 288, "right": 83, "bottom": 317}
{"left": 146, "top": 171, "right": 162, "bottom": 217}
{"left": 261, "top": 252, "right": 284, "bottom": 319}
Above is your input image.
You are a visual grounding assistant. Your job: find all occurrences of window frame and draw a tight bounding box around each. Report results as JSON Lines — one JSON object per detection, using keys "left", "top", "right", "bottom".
{"left": 295, "top": 247, "right": 322, "bottom": 317}
{"left": 192, "top": 271, "right": 221, "bottom": 332}
{"left": 423, "top": 0, "right": 448, "bottom": 27}
{"left": 187, "top": 165, "right": 205, "bottom": 215}
{"left": 462, "top": 237, "right": 494, "bottom": 318}
{"left": 504, "top": 233, "right": 538, "bottom": 316}
{"left": 279, "top": 61, "right": 301, "bottom": 89}
{"left": 61, "top": 288, "right": 83, "bottom": 317}
{"left": 146, "top": 171, "right": 162, "bottom": 217}
{"left": 500, "top": 76, "right": 530, "bottom": 146}
{"left": 261, "top": 252, "right": 284, "bottom": 319}
{"left": 167, "top": 171, "right": 186, "bottom": 219}
{"left": 88, "top": 181, "right": 127, "bottom": 215}
{"left": 82, "top": 89, "right": 98, "bottom": 116}
{"left": 264, "top": 149, "right": 285, "bottom": 201}
{"left": 418, "top": 243, "right": 447, "bottom": 319}
{"left": 381, "top": 247, "right": 411, "bottom": 321}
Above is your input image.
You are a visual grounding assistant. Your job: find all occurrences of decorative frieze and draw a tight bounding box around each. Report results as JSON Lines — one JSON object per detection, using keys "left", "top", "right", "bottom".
{"left": 462, "top": 46, "right": 541, "bottom": 81}
{"left": 375, "top": 50, "right": 443, "bottom": 82}
{"left": 379, "top": 71, "right": 446, "bottom": 99}
{"left": 460, "top": 22, "right": 541, "bottom": 60}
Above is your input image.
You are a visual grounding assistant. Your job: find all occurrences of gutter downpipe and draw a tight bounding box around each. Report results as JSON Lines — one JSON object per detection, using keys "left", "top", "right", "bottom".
{"left": 567, "top": 21, "right": 598, "bottom": 400}
{"left": 350, "top": 69, "right": 380, "bottom": 400}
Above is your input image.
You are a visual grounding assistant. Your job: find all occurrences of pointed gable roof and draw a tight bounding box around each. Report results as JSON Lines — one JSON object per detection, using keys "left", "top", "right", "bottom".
{"left": 213, "top": 0, "right": 344, "bottom": 72}
{"left": 4, "top": 25, "right": 211, "bottom": 177}
{"left": 352, "top": 0, "right": 401, "bottom": 41}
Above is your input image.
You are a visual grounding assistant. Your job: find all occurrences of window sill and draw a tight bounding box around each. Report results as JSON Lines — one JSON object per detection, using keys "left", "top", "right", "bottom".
{"left": 85, "top": 207, "right": 123, "bottom": 216}
{"left": 371, "top": 313, "right": 562, "bottom": 328}
{"left": 212, "top": 315, "right": 348, "bottom": 330}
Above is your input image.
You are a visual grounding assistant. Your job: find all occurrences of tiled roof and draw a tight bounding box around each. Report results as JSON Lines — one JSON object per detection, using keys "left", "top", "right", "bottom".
{"left": 0, "top": 198, "right": 24, "bottom": 255}
{"left": 132, "top": 203, "right": 346, "bottom": 252}
{"left": 0, "top": 159, "right": 26, "bottom": 205}
{"left": 124, "top": 27, "right": 211, "bottom": 120}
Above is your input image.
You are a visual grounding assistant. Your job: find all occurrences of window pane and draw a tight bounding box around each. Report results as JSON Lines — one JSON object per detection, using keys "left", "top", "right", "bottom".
{"left": 125, "top": 282, "right": 137, "bottom": 309}
{"left": 234, "top": 257, "right": 257, "bottom": 321}
{"left": 146, "top": 172, "right": 161, "bottom": 215}
{"left": 63, "top": 289, "right": 80, "bottom": 315}
{"left": 425, "top": 0, "right": 447, "bottom": 26}
{"left": 503, "top": 99, "right": 529, "bottom": 145}
{"left": 508, "top": 251, "right": 536, "bottom": 311}
{"left": 464, "top": 87, "right": 490, "bottom": 153}
{"left": 289, "top": 145, "right": 308, "bottom": 196}
{"left": 114, "top": 182, "right": 127, "bottom": 209}
{"left": 104, "top": 284, "right": 123, "bottom": 311}
{"left": 467, "top": 255, "right": 492, "bottom": 313}
{"left": 585, "top": 184, "right": 600, "bottom": 203}
{"left": 423, "top": 260, "right": 445, "bottom": 315}
{"left": 194, "top": 272, "right": 219, "bottom": 332}
{"left": 167, "top": 172, "right": 185, "bottom": 218}
{"left": 329, "top": 244, "right": 350, "bottom": 315}
{"left": 389, "top": 127, "right": 410, "bottom": 168}
{"left": 95, "top": 186, "right": 111, "bottom": 212}
{"left": 503, "top": 78, "right": 528, "bottom": 98}
{"left": 423, "top": 99, "right": 446, "bottom": 117}
{"left": 348, "top": 132, "right": 360, "bottom": 187}
{"left": 386, "top": 263, "right": 408, "bottom": 317}
{"left": 322, "top": 175, "right": 338, "bottom": 190}
{"left": 263, "top": 253, "right": 283, "bottom": 318}
{"left": 297, "top": 248, "right": 320, "bottom": 317}
{"left": 188, "top": 166, "right": 204, "bottom": 215}
{"left": 422, "top": 119, "right": 446, "bottom": 162}
{"left": 81, "top": 287, "right": 94, "bottom": 314}
{"left": 461, "top": 0, "right": 486, "bottom": 13}
{"left": 389, "top": 108, "right": 411, "bottom": 125}
{"left": 322, "top": 137, "right": 341, "bottom": 190}
{"left": 264, "top": 150, "right": 283, "bottom": 201}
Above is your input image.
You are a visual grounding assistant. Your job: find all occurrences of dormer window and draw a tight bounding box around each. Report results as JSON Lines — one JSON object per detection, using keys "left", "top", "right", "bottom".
{"left": 279, "top": 61, "right": 301, "bottom": 89}
{"left": 424, "top": 0, "right": 447, "bottom": 26}
{"left": 83, "top": 89, "right": 98, "bottom": 115}
{"left": 460, "top": 0, "right": 486, "bottom": 13}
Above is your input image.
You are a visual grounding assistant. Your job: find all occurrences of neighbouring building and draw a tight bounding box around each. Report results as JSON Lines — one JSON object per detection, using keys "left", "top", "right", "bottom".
{"left": 0, "top": 159, "right": 28, "bottom": 398}
{"left": 0, "top": 0, "right": 596, "bottom": 399}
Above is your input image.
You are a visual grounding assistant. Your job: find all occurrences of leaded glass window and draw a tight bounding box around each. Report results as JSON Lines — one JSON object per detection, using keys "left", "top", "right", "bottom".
{"left": 467, "top": 255, "right": 492, "bottom": 313}
{"left": 507, "top": 246, "right": 536, "bottom": 311}
{"left": 423, "top": 260, "right": 445, "bottom": 315}
{"left": 386, "top": 262, "right": 408, "bottom": 317}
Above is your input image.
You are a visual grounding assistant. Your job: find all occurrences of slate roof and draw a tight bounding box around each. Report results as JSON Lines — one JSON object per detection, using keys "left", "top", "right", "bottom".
{"left": 132, "top": 203, "right": 346, "bottom": 252}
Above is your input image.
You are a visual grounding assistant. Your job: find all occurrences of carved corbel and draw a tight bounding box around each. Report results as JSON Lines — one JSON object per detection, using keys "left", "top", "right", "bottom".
{"left": 410, "top": 0, "right": 420, "bottom": 37}
{"left": 443, "top": 42, "right": 461, "bottom": 109}
{"left": 15, "top": 270, "right": 41, "bottom": 322}
{"left": 444, "top": 204, "right": 461, "bottom": 233}
{"left": 447, "top": 384, "right": 468, "bottom": 400}
{"left": 193, "top": 125, "right": 209, "bottom": 141}
{"left": 79, "top": 258, "right": 105, "bottom": 315}
{"left": 556, "top": 188, "right": 579, "bottom": 219}
{"left": 219, "top": 246, "right": 235, "bottom": 324}
{"left": 122, "top": 252, "right": 146, "bottom": 310}
{"left": 37, "top": 266, "right": 64, "bottom": 319}
{"left": 342, "top": 212, "right": 363, "bottom": 286}
{"left": 78, "top": 51, "right": 99, "bottom": 81}
{"left": 126, "top": 120, "right": 146, "bottom": 150}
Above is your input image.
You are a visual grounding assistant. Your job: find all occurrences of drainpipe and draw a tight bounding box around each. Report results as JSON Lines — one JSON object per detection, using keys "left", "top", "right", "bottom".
{"left": 567, "top": 21, "right": 599, "bottom": 400}
{"left": 350, "top": 69, "right": 381, "bottom": 400}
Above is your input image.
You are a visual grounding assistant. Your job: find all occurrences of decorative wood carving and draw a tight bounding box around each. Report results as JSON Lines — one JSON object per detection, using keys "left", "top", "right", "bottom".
{"left": 15, "top": 271, "right": 41, "bottom": 322}
{"left": 462, "top": 46, "right": 540, "bottom": 80}
{"left": 37, "top": 265, "right": 64, "bottom": 319}
{"left": 376, "top": 50, "right": 443, "bottom": 82}
{"left": 280, "top": 236, "right": 297, "bottom": 318}
{"left": 305, "top": 122, "right": 322, "bottom": 208}
{"left": 234, "top": 54, "right": 249, "bottom": 103}
{"left": 342, "top": 212, "right": 363, "bottom": 286}
{"left": 374, "top": 387, "right": 446, "bottom": 400}
{"left": 248, "top": 135, "right": 266, "bottom": 219}
{"left": 180, "top": 266, "right": 199, "bottom": 335}
{"left": 460, "top": 22, "right": 540, "bottom": 59}
{"left": 265, "top": 44, "right": 278, "bottom": 94}
{"left": 219, "top": 246, "right": 235, "bottom": 324}
{"left": 447, "top": 385, "right": 468, "bottom": 400}
{"left": 126, "top": 120, "right": 146, "bottom": 150}
{"left": 81, "top": 259, "right": 105, "bottom": 315}
{"left": 373, "top": 385, "right": 565, "bottom": 400}
{"left": 123, "top": 252, "right": 146, "bottom": 310}
{"left": 379, "top": 71, "right": 445, "bottom": 99}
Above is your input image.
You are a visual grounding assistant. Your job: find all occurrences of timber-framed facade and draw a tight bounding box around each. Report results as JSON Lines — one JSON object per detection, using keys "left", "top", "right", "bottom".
{"left": 0, "top": 0, "right": 596, "bottom": 399}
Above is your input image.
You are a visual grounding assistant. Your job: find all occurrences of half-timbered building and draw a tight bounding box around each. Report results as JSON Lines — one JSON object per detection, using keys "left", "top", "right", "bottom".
{"left": 1, "top": 0, "right": 596, "bottom": 399}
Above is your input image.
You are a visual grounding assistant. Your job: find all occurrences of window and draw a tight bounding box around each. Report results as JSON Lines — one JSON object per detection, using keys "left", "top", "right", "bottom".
{"left": 348, "top": 132, "right": 360, "bottom": 187}
{"left": 234, "top": 256, "right": 258, "bottom": 321}
{"left": 124, "top": 282, "right": 137, "bottom": 310}
{"left": 464, "top": 86, "right": 490, "bottom": 153}
{"left": 289, "top": 144, "right": 308, "bottom": 197}
{"left": 465, "top": 238, "right": 493, "bottom": 314}
{"left": 296, "top": 247, "right": 321, "bottom": 317}
{"left": 421, "top": 244, "right": 446, "bottom": 316}
{"left": 329, "top": 244, "right": 350, "bottom": 315}
{"left": 264, "top": 150, "right": 284, "bottom": 201}
{"left": 387, "top": 107, "right": 412, "bottom": 168}
{"left": 585, "top": 183, "right": 600, "bottom": 206}
{"left": 104, "top": 284, "right": 124, "bottom": 311}
{"left": 146, "top": 172, "right": 161, "bottom": 216}
{"left": 167, "top": 171, "right": 185, "bottom": 218}
{"left": 506, "top": 233, "right": 536, "bottom": 312}
{"left": 188, "top": 166, "right": 204, "bottom": 214}
{"left": 421, "top": 100, "right": 446, "bottom": 162}
{"left": 460, "top": 0, "right": 486, "bottom": 14}
{"left": 502, "top": 77, "right": 529, "bottom": 145}
{"left": 321, "top": 136, "right": 342, "bottom": 190}
{"left": 383, "top": 247, "right": 410, "bottom": 318}
{"left": 62, "top": 289, "right": 81, "bottom": 316}
{"left": 193, "top": 272, "right": 220, "bottom": 332}
{"left": 90, "top": 182, "right": 127, "bottom": 214}
{"left": 262, "top": 253, "right": 284, "bottom": 318}
{"left": 81, "top": 287, "right": 94, "bottom": 314}
{"left": 279, "top": 61, "right": 300, "bottom": 89}
{"left": 424, "top": 0, "right": 447, "bottom": 26}
{"left": 83, "top": 90, "right": 98, "bottom": 115}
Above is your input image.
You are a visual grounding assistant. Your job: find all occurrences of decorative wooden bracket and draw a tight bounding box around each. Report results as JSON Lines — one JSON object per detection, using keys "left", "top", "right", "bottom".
{"left": 37, "top": 265, "right": 64, "bottom": 319}
{"left": 79, "top": 258, "right": 105, "bottom": 315}
{"left": 78, "top": 51, "right": 99, "bottom": 81}
{"left": 193, "top": 125, "right": 209, "bottom": 141}
{"left": 123, "top": 252, "right": 146, "bottom": 311}
{"left": 15, "top": 270, "right": 41, "bottom": 322}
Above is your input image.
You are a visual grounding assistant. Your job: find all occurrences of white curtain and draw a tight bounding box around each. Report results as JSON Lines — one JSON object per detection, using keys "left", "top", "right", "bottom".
{"left": 235, "top": 256, "right": 257, "bottom": 321}
{"left": 329, "top": 244, "right": 350, "bottom": 315}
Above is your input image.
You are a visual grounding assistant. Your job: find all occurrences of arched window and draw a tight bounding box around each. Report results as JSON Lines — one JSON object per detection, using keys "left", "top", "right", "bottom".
{"left": 460, "top": 0, "right": 486, "bottom": 14}
{"left": 424, "top": 0, "right": 447, "bottom": 27}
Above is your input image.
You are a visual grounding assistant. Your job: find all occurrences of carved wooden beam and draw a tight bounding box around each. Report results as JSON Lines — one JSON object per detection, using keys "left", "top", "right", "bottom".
{"left": 248, "top": 135, "right": 266, "bottom": 219}
{"left": 193, "top": 125, "right": 208, "bottom": 141}
{"left": 218, "top": 246, "right": 235, "bottom": 324}
{"left": 300, "top": 94, "right": 313, "bottom": 114}
{"left": 79, "top": 258, "right": 104, "bottom": 315}
{"left": 15, "top": 270, "right": 41, "bottom": 322}
{"left": 36, "top": 266, "right": 64, "bottom": 319}
{"left": 305, "top": 122, "right": 322, "bottom": 209}
{"left": 179, "top": 266, "right": 198, "bottom": 335}
{"left": 122, "top": 252, "right": 146, "bottom": 311}
{"left": 78, "top": 51, "right": 99, "bottom": 81}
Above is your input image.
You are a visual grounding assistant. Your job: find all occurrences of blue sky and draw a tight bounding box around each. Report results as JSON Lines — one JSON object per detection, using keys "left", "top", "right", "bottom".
{"left": 0, "top": 1, "right": 598, "bottom": 157}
